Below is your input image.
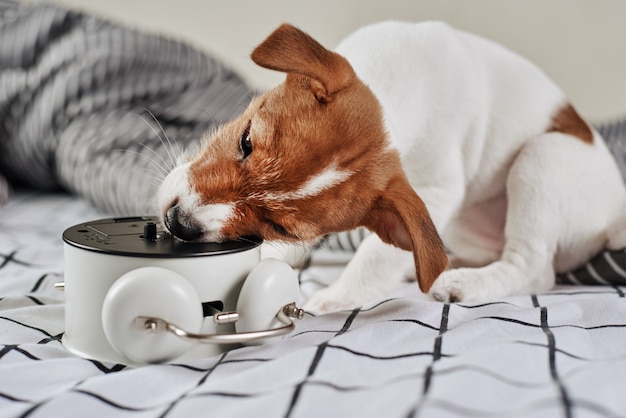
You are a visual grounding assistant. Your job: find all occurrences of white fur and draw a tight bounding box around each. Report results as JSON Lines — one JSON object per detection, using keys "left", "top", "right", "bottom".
{"left": 157, "top": 163, "right": 191, "bottom": 217}
{"left": 263, "top": 162, "right": 353, "bottom": 201}
{"left": 194, "top": 203, "right": 236, "bottom": 241}
{"left": 157, "top": 162, "right": 235, "bottom": 241}
{"left": 304, "top": 21, "right": 626, "bottom": 313}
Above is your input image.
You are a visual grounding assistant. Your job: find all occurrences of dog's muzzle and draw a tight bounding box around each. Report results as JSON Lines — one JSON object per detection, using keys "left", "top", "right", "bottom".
{"left": 164, "top": 205, "right": 203, "bottom": 241}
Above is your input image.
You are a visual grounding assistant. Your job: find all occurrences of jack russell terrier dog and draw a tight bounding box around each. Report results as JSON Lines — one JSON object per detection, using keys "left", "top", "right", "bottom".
{"left": 158, "top": 21, "right": 626, "bottom": 314}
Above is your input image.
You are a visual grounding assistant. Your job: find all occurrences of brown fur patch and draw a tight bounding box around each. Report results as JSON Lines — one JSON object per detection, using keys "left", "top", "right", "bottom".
{"left": 547, "top": 103, "right": 593, "bottom": 144}
{"left": 363, "top": 173, "right": 448, "bottom": 292}
{"left": 184, "top": 23, "right": 447, "bottom": 290}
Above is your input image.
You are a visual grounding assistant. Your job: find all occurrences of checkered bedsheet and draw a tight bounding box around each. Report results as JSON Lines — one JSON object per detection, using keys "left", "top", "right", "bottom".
{"left": 1, "top": 192, "right": 625, "bottom": 418}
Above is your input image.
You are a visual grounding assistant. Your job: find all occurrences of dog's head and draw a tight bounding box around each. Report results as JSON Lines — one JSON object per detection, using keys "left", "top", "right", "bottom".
{"left": 158, "top": 24, "right": 447, "bottom": 292}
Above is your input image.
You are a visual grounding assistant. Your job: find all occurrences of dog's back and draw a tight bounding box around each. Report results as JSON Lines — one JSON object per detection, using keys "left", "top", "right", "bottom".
{"left": 335, "top": 21, "right": 625, "bottom": 239}
{"left": 336, "top": 21, "right": 567, "bottom": 199}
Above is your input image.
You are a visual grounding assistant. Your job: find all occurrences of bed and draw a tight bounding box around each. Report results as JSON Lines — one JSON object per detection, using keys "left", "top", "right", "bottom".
{"left": 2, "top": 2, "right": 626, "bottom": 418}
{"left": 2, "top": 191, "right": 626, "bottom": 418}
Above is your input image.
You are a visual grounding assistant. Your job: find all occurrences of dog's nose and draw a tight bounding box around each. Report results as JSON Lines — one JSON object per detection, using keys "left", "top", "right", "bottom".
{"left": 164, "top": 205, "right": 203, "bottom": 241}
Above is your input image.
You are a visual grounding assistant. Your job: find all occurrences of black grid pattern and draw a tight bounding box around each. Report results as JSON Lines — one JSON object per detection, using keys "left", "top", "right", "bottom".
{"left": 1, "top": 192, "right": 626, "bottom": 418}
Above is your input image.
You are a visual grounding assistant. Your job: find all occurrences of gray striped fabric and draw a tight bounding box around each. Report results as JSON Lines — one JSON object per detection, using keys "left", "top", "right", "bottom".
{"left": 0, "top": 0, "right": 252, "bottom": 214}
{"left": 599, "top": 117, "right": 626, "bottom": 176}
{"left": 564, "top": 119, "right": 626, "bottom": 284}
{"left": 0, "top": 1, "right": 625, "bottom": 284}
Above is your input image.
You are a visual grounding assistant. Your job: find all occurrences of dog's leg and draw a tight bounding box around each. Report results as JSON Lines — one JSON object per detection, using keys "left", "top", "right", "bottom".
{"left": 430, "top": 132, "right": 620, "bottom": 302}
{"left": 304, "top": 185, "right": 463, "bottom": 314}
{"left": 304, "top": 233, "right": 416, "bottom": 314}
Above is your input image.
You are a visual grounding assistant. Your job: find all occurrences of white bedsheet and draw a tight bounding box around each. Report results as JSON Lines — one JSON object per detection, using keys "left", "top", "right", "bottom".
{"left": 1, "top": 192, "right": 626, "bottom": 418}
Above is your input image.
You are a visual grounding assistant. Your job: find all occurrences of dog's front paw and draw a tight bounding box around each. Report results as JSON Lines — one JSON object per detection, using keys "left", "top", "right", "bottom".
{"left": 429, "top": 269, "right": 479, "bottom": 303}
{"left": 429, "top": 266, "right": 511, "bottom": 303}
{"left": 303, "top": 287, "right": 363, "bottom": 315}
{"left": 429, "top": 277, "right": 463, "bottom": 303}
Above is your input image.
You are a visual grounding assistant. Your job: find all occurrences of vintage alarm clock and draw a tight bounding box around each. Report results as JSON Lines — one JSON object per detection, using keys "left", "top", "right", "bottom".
{"left": 59, "top": 216, "right": 303, "bottom": 365}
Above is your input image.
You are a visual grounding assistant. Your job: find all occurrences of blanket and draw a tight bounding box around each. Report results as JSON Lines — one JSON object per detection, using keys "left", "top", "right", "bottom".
{"left": 0, "top": 0, "right": 253, "bottom": 214}
{"left": 2, "top": 192, "right": 626, "bottom": 418}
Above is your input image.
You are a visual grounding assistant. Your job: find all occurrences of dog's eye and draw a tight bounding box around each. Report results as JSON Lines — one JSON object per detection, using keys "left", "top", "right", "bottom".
{"left": 240, "top": 124, "right": 253, "bottom": 160}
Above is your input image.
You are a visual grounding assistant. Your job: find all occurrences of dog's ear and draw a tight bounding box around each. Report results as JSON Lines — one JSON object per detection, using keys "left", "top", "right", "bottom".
{"left": 251, "top": 24, "right": 355, "bottom": 103}
{"left": 363, "top": 176, "right": 448, "bottom": 293}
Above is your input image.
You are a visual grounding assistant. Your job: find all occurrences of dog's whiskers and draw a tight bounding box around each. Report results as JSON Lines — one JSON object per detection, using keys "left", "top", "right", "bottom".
{"left": 121, "top": 148, "right": 171, "bottom": 179}
{"left": 139, "top": 144, "right": 176, "bottom": 177}
{"left": 142, "top": 108, "right": 180, "bottom": 171}
{"left": 133, "top": 110, "right": 180, "bottom": 172}
{"left": 138, "top": 167, "right": 168, "bottom": 187}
